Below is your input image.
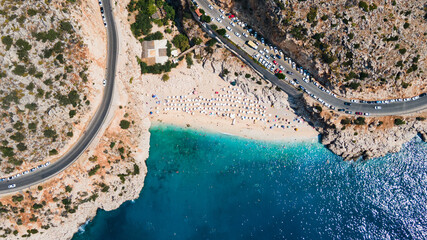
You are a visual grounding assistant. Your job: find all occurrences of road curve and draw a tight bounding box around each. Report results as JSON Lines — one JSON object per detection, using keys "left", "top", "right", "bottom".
{"left": 0, "top": 0, "right": 118, "bottom": 194}
{"left": 194, "top": 0, "right": 427, "bottom": 116}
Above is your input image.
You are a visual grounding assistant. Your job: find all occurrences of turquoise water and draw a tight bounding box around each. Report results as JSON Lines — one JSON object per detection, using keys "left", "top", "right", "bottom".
{"left": 73, "top": 124, "right": 427, "bottom": 239}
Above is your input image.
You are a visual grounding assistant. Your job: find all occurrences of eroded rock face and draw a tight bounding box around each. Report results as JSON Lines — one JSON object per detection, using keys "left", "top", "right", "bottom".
{"left": 322, "top": 122, "right": 427, "bottom": 160}
{"left": 217, "top": 0, "right": 427, "bottom": 100}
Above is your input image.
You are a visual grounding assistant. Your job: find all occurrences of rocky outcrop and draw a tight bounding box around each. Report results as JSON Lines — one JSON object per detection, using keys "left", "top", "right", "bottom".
{"left": 322, "top": 121, "right": 427, "bottom": 160}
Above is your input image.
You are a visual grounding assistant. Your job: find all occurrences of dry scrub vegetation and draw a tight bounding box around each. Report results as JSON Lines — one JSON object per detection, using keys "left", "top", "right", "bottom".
{"left": 0, "top": 0, "right": 92, "bottom": 175}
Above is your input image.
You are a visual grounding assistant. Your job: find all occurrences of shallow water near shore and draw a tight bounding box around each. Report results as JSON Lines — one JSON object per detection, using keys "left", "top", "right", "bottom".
{"left": 73, "top": 124, "right": 427, "bottom": 239}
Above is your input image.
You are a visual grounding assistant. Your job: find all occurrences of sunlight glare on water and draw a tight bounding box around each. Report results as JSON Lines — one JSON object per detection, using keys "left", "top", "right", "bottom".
{"left": 73, "top": 125, "right": 427, "bottom": 240}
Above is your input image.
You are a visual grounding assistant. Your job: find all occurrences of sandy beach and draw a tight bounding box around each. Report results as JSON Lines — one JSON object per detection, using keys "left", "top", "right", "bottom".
{"left": 138, "top": 60, "right": 319, "bottom": 142}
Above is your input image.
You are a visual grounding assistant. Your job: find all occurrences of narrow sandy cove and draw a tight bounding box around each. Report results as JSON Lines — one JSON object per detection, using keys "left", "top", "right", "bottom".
{"left": 139, "top": 62, "right": 319, "bottom": 142}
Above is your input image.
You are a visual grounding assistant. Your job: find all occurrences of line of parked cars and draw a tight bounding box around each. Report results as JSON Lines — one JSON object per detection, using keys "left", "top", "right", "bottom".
{"left": 98, "top": 0, "right": 107, "bottom": 27}
{"left": 198, "top": 0, "right": 427, "bottom": 113}
{"left": 1, "top": 162, "right": 51, "bottom": 183}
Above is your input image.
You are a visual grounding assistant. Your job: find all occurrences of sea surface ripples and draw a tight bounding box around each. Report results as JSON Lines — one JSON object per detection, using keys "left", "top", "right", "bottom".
{"left": 73, "top": 125, "right": 427, "bottom": 240}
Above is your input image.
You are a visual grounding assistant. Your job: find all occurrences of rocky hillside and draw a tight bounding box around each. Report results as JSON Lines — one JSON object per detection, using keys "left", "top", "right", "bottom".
{"left": 0, "top": 0, "right": 93, "bottom": 175}
{"left": 216, "top": 0, "right": 427, "bottom": 100}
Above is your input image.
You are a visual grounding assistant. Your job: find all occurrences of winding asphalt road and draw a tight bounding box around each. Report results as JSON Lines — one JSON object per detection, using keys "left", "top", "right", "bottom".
{"left": 195, "top": 0, "right": 427, "bottom": 116}
{"left": 0, "top": 0, "right": 118, "bottom": 194}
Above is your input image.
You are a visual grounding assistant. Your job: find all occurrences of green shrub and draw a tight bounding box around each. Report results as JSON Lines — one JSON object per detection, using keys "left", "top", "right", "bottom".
{"left": 32, "top": 203, "right": 43, "bottom": 209}
{"left": 143, "top": 31, "right": 164, "bottom": 41}
{"left": 162, "top": 74, "right": 170, "bottom": 81}
{"left": 358, "top": 1, "right": 369, "bottom": 12}
{"left": 12, "top": 195, "right": 24, "bottom": 202}
{"left": 306, "top": 7, "right": 317, "bottom": 23}
{"left": 120, "top": 120, "right": 130, "bottom": 129}
{"left": 210, "top": 24, "right": 218, "bottom": 31}
{"left": 69, "top": 109, "right": 76, "bottom": 118}
{"left": 49, "top": 149, "right": 58, "bottom": 155}
{"left": 28, "top": 122, "right": 37, "bottom": 130}
{"left": 290, "top": 24, "right": 308, "bottom": 40}
{"left": 25, "top": 103, "right": 37, "bottom": 111}
{"left": 88, "top": 164, "right": 100, "bottom": 176}
{"left": 11, "top": 132, "right": 25, "bottom": 142}
{"left": 354, "top": 117, "right": 366, "bottom": 125}
{"left": 276, "top": 73, "right": 285, "bottom": 79}
{"left": 399, "top": 48, "right": 407, "bottom": 55}
{"left": 172, "top": 34, "right": 190, "bottom": 51}
{"left": 12, "top": 65, "right": 26, "bottom": 76}
{"left": 186, "top": 54, "right": 193, "bottom": 68}
{"left": 394, "top": 118, "right": 405, "bottom": 125}
{"left": 59, "top": 21, "right": 73, "bottom": 33}
{"left": 206, "top": 38, "right": 217, "bottom": 47}
{"left": 65, "top": 185, "right": 72, "bottom": 193}
{"left": 1, "top": 35, "right": 13, "bottom": 50}
{"left": 133, "top": 163, "right": 140, "bottom": 175}
{"left": 200, "top": 15, "right": 211, "bottom": 23}
{"left": 16, "top": 143, "right": 27, "bottom": 151}
{"left": 43, "top": 128, "right": 57, "bottom": 139}
{"left": 341, "top": 118, "right": 351, "bottom": 125}
{"left": 27, "top": 9, "right": 38, "bottom": 16}
{"left": 403, "top": 22, "right": 410, "bottom": 29}
{"left": 216, "top": 28, "right": 226, "bottom": 36}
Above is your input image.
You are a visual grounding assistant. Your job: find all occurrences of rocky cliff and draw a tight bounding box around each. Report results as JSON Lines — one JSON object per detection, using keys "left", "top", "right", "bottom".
{"left": 216, "top": 0, "right": 427, "bottom": 100}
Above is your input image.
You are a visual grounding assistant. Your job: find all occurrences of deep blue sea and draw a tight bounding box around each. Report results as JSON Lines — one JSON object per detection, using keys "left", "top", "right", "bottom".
{"left": 73, "top": 124, "right": 427, "bottom": 240}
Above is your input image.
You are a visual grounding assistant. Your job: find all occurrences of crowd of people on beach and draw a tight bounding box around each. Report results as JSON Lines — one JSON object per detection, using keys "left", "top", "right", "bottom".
{"left": 149, "top": 86, "right": 306, "bottom": 131}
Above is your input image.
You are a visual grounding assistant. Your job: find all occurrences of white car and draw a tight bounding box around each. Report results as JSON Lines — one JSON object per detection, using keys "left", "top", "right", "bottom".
{"left": 216, "top": 17, "right": 222, "bottom": 23}
{"left": 374, "top": 106, "right": 381, "bottom": 109}
{"left": 103, "top": 79, "right": 107, "bottom": 86}
{"left": 234, "top": 32, "right": 240, "bottom": 37}
{"left": 98, "top": 0, "right": 102, "bottom": 6}
{"left": 8, "top": 184, "right": 16, "bottom": 189}
{"left": 229, "top": 21, "right": 235, "bottom": 27}
{"left": 208, "top": 4, "right": 213, "bottom": 9}
{"left": 226, "top": 26, "right": 232, "bottom": 31}
{"left": 224, "top": 34, "right": 230, "bottom": 38}
{"left": 220, "top": 15, "right": 225, "bottom": 19}
{"left": 242, "top": 33, "right": 248, "bottom": 38}
{"left": 219, "top": 9, "right": 224, "bottom": 14}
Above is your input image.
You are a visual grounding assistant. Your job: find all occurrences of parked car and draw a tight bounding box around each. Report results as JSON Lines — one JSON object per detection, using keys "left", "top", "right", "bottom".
{"left": 226, "top": 26, "right": 232, "bottom": 31}
{"left": 374, "top": 106, "right": 381, "bottom": 109}
{"left": 338, "top": 109, "right": 345, "bottom": 112}
{"left": 344, "top": 102, "right": 351, "bottom": 106}
{"left": 8, "top": 184, "right": 16, "bottom": 189}
{"left": 355, "top": 112, "right": 362, "bottom": 115}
